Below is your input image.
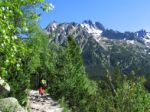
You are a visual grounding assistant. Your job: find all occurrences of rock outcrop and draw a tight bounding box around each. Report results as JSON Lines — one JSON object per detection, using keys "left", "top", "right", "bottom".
{"left": 0, "top": 77, "right": 10, "bottom": 97}
{"left": 0, "top": 97, "right": 26, "bottom": 112}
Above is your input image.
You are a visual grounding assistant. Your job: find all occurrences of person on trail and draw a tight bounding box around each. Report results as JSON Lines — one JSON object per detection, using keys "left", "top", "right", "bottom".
{"left": 39, "top": 79, "right": 46, "bottom": 96}
{"left": 39, "top": 86, "right": 45, "bottom": 95}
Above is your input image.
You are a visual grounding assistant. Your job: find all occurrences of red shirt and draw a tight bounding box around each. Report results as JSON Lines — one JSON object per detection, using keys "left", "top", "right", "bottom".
{"left": 39, "top": 86, "right": 45, "bottom": 94}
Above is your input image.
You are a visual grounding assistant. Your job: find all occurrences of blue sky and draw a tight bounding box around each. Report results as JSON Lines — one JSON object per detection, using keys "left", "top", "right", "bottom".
{"left": 39, "top": 0, "right": 150, "bottom": 32}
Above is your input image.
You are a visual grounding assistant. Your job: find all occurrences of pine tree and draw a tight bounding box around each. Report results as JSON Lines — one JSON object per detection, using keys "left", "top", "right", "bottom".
{"left": 27, "top": 24, "right": 55, "bottom": 89}
{"left": 48, "top": 35, "right": 97, "bottom": 111}
{"left": 113, "top": 65, "right": 122, "bottom": 89}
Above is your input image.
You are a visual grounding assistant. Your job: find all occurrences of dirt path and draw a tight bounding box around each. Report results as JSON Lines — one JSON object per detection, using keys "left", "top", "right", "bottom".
{"left": 29, "top": 90, "right": 63, "bottom": 112}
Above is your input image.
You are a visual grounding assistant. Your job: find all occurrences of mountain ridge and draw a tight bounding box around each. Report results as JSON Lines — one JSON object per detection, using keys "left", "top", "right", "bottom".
{"left": 45, "top": 20, "right": 150, "bottom": 46}
{"left": 45, "top": 20, "right": 150, "bottom": 78}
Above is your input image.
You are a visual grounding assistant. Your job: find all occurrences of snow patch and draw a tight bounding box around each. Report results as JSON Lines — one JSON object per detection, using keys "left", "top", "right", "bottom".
{"left": 81, "top": 23, "right": 102, "bottom": 36}
{"left": 50, "top": 22, "right": 58, "bottom": 31}
{"left": 93, "top": 36, "right": 101, "bottom": 42}
{"left": 146, "top": 32, "right": 150, "bottom": 38}
{"left": 127, "top": 40, "right": 135, "bottom": 44}
{"left": 144, "top": 38, "right": 150, "bottom": 43}
{"left": 137, "top": 32, "right": 150, "bottom": 44}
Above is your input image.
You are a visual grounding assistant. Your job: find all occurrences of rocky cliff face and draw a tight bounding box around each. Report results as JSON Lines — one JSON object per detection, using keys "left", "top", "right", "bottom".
{"left": 45, "top": 20, "right": 150, "bottom": 79}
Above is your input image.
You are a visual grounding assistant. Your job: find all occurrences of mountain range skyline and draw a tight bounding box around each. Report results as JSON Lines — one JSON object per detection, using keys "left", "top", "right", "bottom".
{"left": 39, "top": 0, "right": 150, "bottom": 32}
{"left": 45, "top": 20, "right": 150, "bottom": 77}
{"left": 46, "top": 20, "right": 149, "bottom": 32}
{"left": 45, "top": 20, "right": 150, "bottom": 46}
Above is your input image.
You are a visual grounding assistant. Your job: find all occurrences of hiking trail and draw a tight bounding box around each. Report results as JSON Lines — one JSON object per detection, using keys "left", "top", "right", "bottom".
{"left": 29, "top": 90, "right": 63, "bottom": 112}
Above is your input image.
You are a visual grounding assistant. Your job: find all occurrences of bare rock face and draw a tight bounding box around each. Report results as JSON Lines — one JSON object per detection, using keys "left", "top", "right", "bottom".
{"left": 0, "top": 97, "right": 26, "bottom": 112}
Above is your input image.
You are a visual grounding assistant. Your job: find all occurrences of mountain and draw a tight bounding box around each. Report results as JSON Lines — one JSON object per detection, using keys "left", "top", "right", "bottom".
{"left": 45, "top": 20, "right": 150, "bottom": 79}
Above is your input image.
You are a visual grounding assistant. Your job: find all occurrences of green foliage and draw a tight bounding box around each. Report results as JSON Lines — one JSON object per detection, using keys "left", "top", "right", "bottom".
{"left": 27, "top": 31, "right": 150, "bottom": 111}
{"left": 1, "top": 0, "right": 150, "bottom": 111}
{"left": 0, "top": 0, "right": 50, "bottom": 106}
{"left": 46, "top": 35, "right": 98, "bottom": 111}
{"left": 26, "top": 24, "right": 55, "bottom": 89}
{"left": 59, "top": 97, "right": 72, "bottom": 112}
{"left": 99, "top": 68, "right": 150, "bottom": 112}
{"left": 29, "top": 33, "right": 150, "bottom": 111}
{"left": 42, "top": 3, "right": 54, "bottom": 12}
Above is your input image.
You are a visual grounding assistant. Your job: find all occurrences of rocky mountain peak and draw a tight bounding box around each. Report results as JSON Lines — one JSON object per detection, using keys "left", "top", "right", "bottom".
{"left": 80, "top": 20, "right": 103, "bottom": 37}
{"left": 83, "top": 20, "right": 95, "bottom": 27}
{"left": 134, "top": 29, "right": 150, "bottom": 44}
{"left": 45, "top": 20, "right": 150, "bottom": 46}
{"left": 46, "top": 21, "right": 58, "bottom": 32}
{"left": 82, "top": 20, "right": 105, "bottom": 30}
{"left": 44, "top": 20, "right": 150, "bottom": 77}
{"left": 95, "top": 22, "right": 105, "bottom": 30}
{"left": 136, "top": 29, "right": 147, "bottom": 38}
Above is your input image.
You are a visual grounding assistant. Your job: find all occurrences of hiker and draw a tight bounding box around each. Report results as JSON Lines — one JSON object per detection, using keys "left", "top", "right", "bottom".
{"left": 39, "top": 79, "right": 46, "bottom": 96}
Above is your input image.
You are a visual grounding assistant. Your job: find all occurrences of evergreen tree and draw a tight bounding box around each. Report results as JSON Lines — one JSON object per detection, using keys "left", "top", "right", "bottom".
{"left": 47, "top": 35, "right": 97, "bottom": 111}
{"left": 100, "top": 68, "right": 150, "bottom": 112}
{"left": 112, "top": 65, "right": 123, "bottom": 94}
{"left": 26, "top": 24, "right": 55, "bottom": 89}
